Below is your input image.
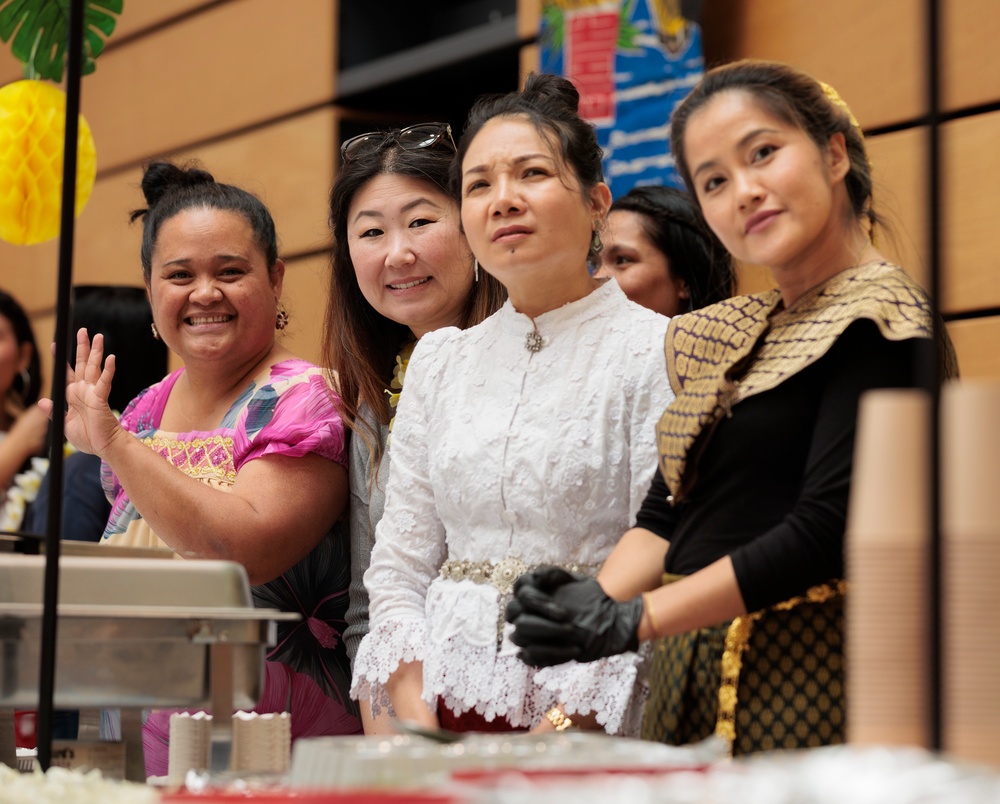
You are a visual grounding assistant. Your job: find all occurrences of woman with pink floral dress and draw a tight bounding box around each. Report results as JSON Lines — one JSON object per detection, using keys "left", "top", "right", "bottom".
{"left": 41, "top": 161, "right": 360, "bottom": 776}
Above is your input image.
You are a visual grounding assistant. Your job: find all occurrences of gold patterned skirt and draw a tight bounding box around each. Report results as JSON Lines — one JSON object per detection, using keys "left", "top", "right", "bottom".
{"left": 641, "top": 579, "right": 846, "bottom": 755}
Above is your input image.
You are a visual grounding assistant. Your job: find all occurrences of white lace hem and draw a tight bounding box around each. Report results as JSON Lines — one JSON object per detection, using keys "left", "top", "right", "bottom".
{"left": 534, "top": 651, "right": 648, "bottom": 736}
{"left": 350, "top": 617, "right": 428, "bottom": 715}
{"left": 421, "top": 626, "right": 645, "bottom": 734}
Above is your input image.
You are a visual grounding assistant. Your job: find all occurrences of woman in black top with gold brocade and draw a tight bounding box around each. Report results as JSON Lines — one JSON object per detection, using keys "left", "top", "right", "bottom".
{"left": 507, "top": 60, "right": 958, "bottom": 755}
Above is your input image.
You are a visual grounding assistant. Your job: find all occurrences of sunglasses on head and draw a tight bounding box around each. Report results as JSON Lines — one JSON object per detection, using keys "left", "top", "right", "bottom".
{"left": 340, "top": 122, "right": 455, "bottom": 163}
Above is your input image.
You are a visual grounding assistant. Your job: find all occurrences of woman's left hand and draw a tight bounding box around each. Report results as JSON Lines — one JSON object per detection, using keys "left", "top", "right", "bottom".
{"left": 505, "top": 567, "right": 644, "bottom": 666}
{"left": 38, "top": 329, "right": 123, "bottom": 458}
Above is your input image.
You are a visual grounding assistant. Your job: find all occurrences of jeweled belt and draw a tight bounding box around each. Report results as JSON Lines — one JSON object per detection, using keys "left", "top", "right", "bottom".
{"left": 439, "top": 556, "right": 603, "bottom": 649}
{"left": 439, "top": 557, "right": 602, "bottom": 595}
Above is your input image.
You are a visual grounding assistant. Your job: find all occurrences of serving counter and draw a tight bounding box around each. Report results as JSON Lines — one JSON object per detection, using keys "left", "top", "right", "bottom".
{"left": 0, "top": 554, "right": 297, "bottom": 780}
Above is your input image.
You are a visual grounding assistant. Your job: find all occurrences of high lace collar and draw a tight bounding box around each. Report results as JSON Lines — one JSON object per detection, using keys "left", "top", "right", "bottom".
{"left": 498, "top": 278, "right": 625, "bottom": 338}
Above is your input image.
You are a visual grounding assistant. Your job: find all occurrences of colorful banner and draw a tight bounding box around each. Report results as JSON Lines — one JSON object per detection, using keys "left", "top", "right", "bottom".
{"left": 540, "top": 0, "right": 704, "bottom": 197}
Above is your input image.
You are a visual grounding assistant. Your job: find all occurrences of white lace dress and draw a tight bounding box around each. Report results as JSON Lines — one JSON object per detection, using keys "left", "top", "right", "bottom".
{"left": 350, "top": 280, "right": 673, "bottom": 735}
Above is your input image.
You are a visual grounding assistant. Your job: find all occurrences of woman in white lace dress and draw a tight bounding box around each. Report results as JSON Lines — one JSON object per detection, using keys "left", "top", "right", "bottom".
{"left": 350, "top": 74, "right": 673, "bottom": 735}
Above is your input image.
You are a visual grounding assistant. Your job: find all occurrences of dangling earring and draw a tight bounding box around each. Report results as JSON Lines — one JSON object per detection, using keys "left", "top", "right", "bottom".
{"left": 591, "top": 220, "right": 603, "bottom": 255}
{"left": 150, "top": 323, "right": 160, "bottom": 341}
{"left": 275, "top": 302, "right": 289, "bottom": 331}
{"left": 18, "top": 368, "right": 30, "bottom": 392}
{"left": 474, "top": 258, "right": 480, "bottom": 283}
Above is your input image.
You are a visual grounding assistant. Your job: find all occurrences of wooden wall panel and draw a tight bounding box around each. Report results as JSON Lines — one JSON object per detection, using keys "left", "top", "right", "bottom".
{"left": 112, "top": 0, "right": 222, "bottom": 40}
{"left": 943, "top": 0, "right": 1000, "bottom": 111}
{"left": 941, "top": 111, "right": 1000, "bottom": 314}
{"left": 520, "top": 44, "right": 539, "bottom": 85}
{"left": 1, "top": 106, "right": 336, "bottom": 315}
{"left": 0, "top": 1, "right": 221, "bottom": 85}
{"left": 702, "top": 0, "right": 923, "bottom": 129}
{"left": 278, "top": 253, "right": 331, "bottom": 369}
{"left": 0, "top": 237, "right": 59, "bottom": 315}
{"left": 517, "top": 0, "right": 542, "bottom": 39}
{"left": 69, "top": 106, "right": 338, "bottom": 297}
{"left": 0, "top": 39, "right": 22, "bottom": 83}
{"left": 82, "top": 0, "right": 335, "bottom": 171}
{"left": 947, "top": 318, "right": 1000, "bottom": 380}
{"left": 865, "top": 127, "right": 928, "bottom": 289}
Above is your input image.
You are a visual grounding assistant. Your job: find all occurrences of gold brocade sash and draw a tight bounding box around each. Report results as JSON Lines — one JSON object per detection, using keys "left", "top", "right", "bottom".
{"left": 657, "top": 261, "right": 937, "bottom": 500}
{"left": 715, "top": 580, "right": 847, "bottom": 755}
{"left": 658, "top": 574, "right": 846, "bottom": 756}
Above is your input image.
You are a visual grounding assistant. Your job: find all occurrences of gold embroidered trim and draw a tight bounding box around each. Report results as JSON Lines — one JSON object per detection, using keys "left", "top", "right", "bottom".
{"left": 713, "top": 580, "right": 847, "bottom": 755}
{"left": 439, "top": 557, "right": 601, "bottom": 596}
{"left": 141, "top": 434, "right": 237, "bottom": 482}
{"left": 658, "top": 262, "right": 937, "bottom": 500}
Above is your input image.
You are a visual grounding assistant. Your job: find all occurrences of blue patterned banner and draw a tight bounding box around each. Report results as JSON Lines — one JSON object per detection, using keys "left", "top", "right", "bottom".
{"left": 540, "top": 0, "right": 704, "bottom": 197}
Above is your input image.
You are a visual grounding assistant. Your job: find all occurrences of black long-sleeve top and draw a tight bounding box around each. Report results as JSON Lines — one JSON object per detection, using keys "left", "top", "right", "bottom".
{"left": 636, "top": 319, "right": 927, "bottom": 612}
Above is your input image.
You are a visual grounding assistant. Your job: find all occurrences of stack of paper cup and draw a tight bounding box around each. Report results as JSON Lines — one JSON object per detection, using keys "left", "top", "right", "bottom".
{"left": 231, "top": 711, "right": 291, "bottom": 775}
{"left": 167, "top": 711, "right": 212, "bottom": 784}
{"left": 846, "top": 389, "right": 930, "bottom": 747}
{"left": 942, "top": 381, "right": 1000, "bottom": 768}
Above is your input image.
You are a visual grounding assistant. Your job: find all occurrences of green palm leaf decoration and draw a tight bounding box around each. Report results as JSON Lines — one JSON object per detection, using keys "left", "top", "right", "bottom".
{"left": 0, "top": 0, "right": 122, "bottom": 81}
{"left": 542, "top": 1, "right": 639, "bottom": 54}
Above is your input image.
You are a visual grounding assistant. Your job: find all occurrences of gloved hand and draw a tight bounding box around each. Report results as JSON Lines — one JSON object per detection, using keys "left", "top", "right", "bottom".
{"left": 505, "top": 566, "right": 644, "bottom": 667}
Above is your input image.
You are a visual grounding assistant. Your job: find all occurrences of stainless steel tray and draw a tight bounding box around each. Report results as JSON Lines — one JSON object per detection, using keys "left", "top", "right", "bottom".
{"left": 0, "top": 555, "right": 298, "bottom": 709}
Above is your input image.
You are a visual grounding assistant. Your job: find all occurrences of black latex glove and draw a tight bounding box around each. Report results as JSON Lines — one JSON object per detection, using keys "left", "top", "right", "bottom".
{"left": 505, "top": 566, "right": 644, "bottom": 667}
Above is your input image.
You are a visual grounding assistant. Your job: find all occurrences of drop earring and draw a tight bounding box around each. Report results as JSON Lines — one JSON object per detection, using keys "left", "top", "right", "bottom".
{"left": 151, "top": 323, "right": 160, "bottom": 341}
{"left": 474, "top": 258, "right": 480, "bottom": 282}
{"left": 275, "top": 302, "right": 289, "bottom": 331}
{"left": 591, "top": 220, "right": 603, "bottom": 255}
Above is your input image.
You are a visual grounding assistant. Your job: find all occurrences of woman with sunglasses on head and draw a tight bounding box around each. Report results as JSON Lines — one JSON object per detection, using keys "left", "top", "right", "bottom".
{"left": 595, "top": 185, "right": 734, "bottom": 316}
{"left": 350, "top": 74, "right": 673, "bottom": 736}
{"left": 326, "top": 122, "right": 506, "bottom": 733}
{"left": 507, "top": 60, "right": 958, "bottom": 755}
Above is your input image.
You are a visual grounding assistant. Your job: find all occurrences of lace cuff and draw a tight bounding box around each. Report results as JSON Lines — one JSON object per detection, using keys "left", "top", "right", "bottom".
{"left": 534, "top": 651, "right": 648, "bottom": 736}
{"left": 350, "top": 616, "right": 428, "bottom": 710}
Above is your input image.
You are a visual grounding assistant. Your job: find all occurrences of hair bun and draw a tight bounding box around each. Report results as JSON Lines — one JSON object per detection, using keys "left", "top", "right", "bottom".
{"left": 140, "top": 161, "right": 216, "bottom": 208}
{"left": 521, "top": 72, "right": 581, "bottom": 116}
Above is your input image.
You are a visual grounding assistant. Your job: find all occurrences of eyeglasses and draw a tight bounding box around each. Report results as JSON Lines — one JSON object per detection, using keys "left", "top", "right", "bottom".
{"left": 340, "top": 122, "right": 455, "bottom": 162}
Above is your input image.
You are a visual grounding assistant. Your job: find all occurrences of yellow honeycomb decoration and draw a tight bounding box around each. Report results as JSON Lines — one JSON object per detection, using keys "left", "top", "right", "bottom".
{"left": 0, "top": 80, "right": 96, "bottom": 246}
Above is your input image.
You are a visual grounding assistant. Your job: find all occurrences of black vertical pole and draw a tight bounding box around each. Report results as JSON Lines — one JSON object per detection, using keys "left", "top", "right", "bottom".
{"left": 925, "top": 0, "right": 943, "bottom": 753}
{"left": 36, "top": 0, "right": 85, "bottom": 771}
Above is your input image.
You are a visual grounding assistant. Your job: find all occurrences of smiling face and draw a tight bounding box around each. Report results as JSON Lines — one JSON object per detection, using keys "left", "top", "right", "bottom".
{"left": 596, "top": 209, "right": 688, "bottom": 316}
{"left": 147, "top": 206, "right": 283, "bottom": 369}
{"left": 683, "top": 90, "right": 851, "bottom": 277}
{"left": 347, "top": 174, "right": 473, "bottom": 339}
{"left": 459, "top": 116, "right": 608, "bottom": 297}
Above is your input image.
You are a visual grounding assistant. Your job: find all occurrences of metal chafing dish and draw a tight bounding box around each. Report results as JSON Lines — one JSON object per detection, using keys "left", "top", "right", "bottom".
{"left": 0, "top": 553, "right": 298, "bottom": 779}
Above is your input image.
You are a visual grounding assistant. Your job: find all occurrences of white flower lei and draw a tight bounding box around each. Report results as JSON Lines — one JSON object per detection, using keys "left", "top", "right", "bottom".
{"left": 0, "top": 444, "right": 76, "bottom": 533}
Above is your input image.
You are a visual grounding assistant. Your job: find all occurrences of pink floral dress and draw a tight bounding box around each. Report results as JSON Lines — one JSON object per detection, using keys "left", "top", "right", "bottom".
{"left": 102, "top": 358, "right": 361, "bottom": 776}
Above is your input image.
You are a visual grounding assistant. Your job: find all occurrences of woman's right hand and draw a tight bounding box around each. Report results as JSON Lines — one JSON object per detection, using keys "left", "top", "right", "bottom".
{"left": 385, "top": 660, "right": 440, "bottom": 731}
{"left": 38, "top": 329, "right": 124, "bottom": 458}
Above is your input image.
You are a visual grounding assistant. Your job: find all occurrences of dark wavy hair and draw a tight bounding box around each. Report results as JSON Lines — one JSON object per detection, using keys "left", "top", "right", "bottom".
{"left": 670, "top": 59, "right": 882, "bottom": 239}
{"left": 451, "top": 72, "right": 606, "bottom": 264}
{"left": 0, "top": 289, "right": 41, "bottom": 418}
{"left": 609, "top": 185, "right": 734, "bottom": 311}
{"left": 130, "top": 160, "right": 281, "bottom": 283}
{"left": 325, "top": 131, "right": 506, "bottom": 461}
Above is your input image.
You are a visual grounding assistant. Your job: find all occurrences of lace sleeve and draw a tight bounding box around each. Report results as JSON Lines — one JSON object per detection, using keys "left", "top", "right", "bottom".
{"left": 626, "top": 316, "right": 673, "bottom": 523}
{"left": 350, "top": 330, "right": 455, "bottom": 703}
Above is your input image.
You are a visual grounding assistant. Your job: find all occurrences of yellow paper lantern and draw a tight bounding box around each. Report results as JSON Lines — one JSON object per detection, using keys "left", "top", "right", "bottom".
{"left": 0, "top": 80, "right": 97, "bottom": 246}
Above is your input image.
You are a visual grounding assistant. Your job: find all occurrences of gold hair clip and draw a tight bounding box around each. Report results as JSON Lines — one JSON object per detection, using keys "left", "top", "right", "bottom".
{"left": 818, "top": 80, "right": 862, "bottom": 134}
